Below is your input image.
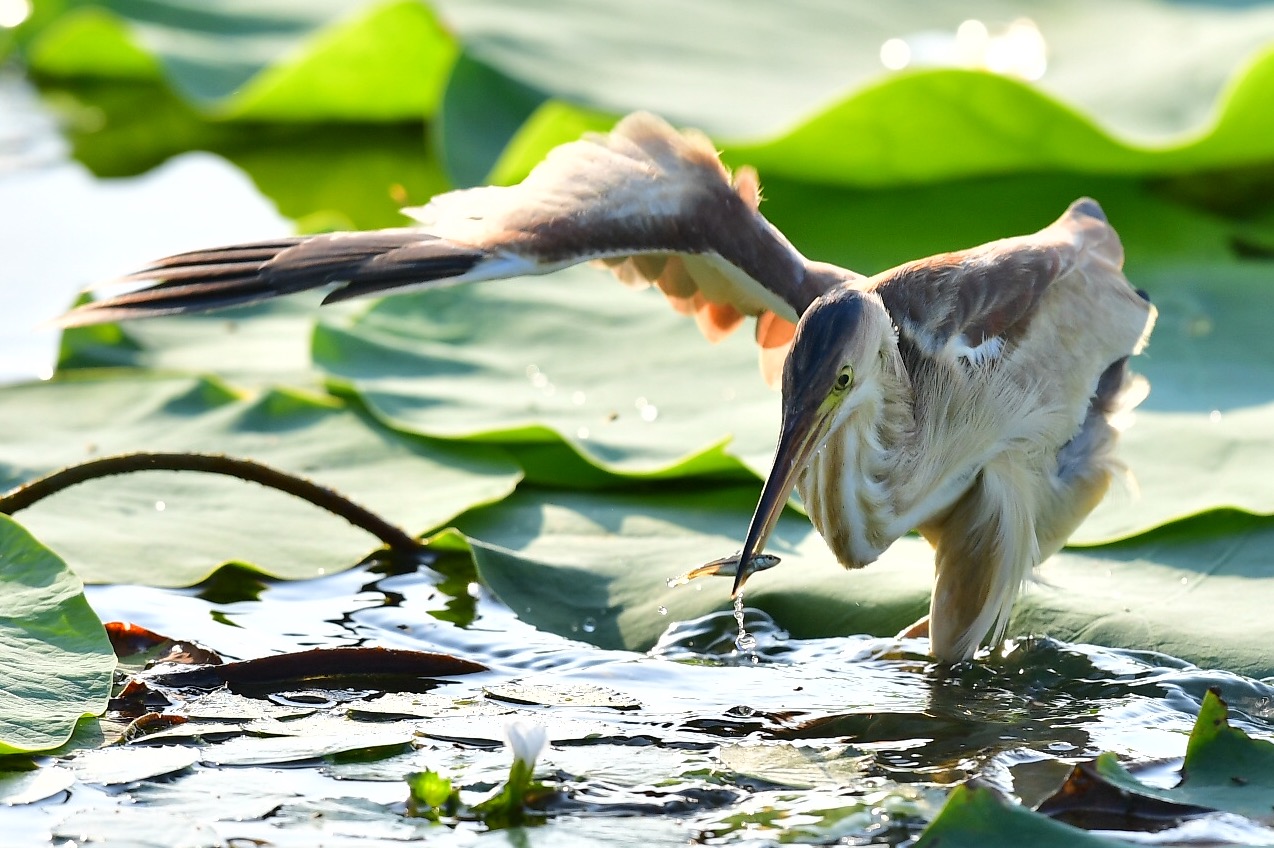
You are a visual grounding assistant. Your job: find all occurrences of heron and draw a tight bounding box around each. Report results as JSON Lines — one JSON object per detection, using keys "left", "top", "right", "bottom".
{"left": 58, "top": 112, "right": 1156, "bottom": 663}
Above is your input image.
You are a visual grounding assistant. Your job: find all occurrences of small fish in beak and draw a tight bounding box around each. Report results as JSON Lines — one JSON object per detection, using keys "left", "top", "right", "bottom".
{"left": 668, "top": 552, "right": 782, "bottom": 587}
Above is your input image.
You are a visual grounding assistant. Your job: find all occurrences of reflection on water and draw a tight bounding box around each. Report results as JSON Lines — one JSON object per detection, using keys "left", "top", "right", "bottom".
{"left": 9, "top": 553, "right": 1258, "bottom": 845}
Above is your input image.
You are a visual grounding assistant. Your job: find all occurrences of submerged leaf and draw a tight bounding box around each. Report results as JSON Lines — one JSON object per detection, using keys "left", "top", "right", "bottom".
{"left": 715, "top": 742, "right": 867, "bottom": 790}
{"left": 1035, "top": 755, "right": 1213, "bottom": 830}
{"left": 150, "top": 646, "right": 486, "bottom": 694}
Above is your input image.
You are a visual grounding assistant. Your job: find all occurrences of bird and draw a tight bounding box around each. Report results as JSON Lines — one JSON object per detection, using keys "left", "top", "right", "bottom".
{"left": 58, "top": 112, "right": 1156, "bottom": 663}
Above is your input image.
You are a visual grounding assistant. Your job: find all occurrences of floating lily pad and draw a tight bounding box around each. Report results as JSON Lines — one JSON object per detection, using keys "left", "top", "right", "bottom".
{"left": 449, "top": 487, "right": 1274, "bottom": 677}
{"left": 915, "top": 781, "right": 1127, "bottom": 847}
{"left": 484, "top": 681, "right": 640, "bottom": 711}
{"left": 0, "top": 764, "right": 75, "bottom": 806}
{"left": 200, "top": 727, "right": 414, "bottom": 767}
{"left": 51, "top": 807, "right": 223, "bottom": 848}
{"left": 1040, "top": 690, "right": 1274, "bottom": 826}
{"left": 313, "top": 268, "right": 780, "bottom": 479}
{"left": 0, "top": 516, "right": 114, "bottom": 755}
{"left": 449, "top": 486, "right": 933, "bottom": 653}
{"left": 715, "top": 742, "right": 867, "bottom": 790}
{"left": 0, "top": 374, "right": 519, "bottom": 585}
{"left": 69, "top": 744, "right": 198, "bottom": 785}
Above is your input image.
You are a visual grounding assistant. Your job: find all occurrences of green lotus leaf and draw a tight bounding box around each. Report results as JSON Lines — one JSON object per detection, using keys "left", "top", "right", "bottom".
{"left": 914, "top": 782, "right": 1126, "bottom": 848}
{"left": 313, "top": 245, "right": 1274, "bottom": 539}
{"left": 19, "top": 2, "right": 1274, "bottom": 188}
{"left": 23, "top": 0, "right": 455, "bottom": 121}
{"left": 0, "top": 374, "right": 520, "bottom": 585}
{"left": 1037, "top": 691, "right": 1274, "bottom": 825}
{"left": 452, "top": 487, "right": 1274, "bottom": 678}
{"left": 0, "top": 515, "right": 114, "bottom": 754}
{"left": 313, "top": 268, "right": 780, "bottom": 480}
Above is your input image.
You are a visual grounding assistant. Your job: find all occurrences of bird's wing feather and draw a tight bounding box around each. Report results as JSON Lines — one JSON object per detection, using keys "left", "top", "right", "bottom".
{"left": 405, "top": 113, "right": 826, "bottom": 323}
{"left": 868, "top": 199, "right": 1120, "bottom": 368}
{"left": 869, "top": 243, "right": 1063, "bottom": 365}
{"left": 59, "top": 113, "right": 846, "bottom": 382}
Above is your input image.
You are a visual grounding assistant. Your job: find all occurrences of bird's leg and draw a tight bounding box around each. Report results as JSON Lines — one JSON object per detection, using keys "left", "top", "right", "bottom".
{"left": 924, "top": 467, "right": 1040, "bottom": 663}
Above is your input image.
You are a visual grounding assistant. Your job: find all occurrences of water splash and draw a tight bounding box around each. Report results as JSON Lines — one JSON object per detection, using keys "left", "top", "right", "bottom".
{"left": 733, "top": 592, "right": 757, "bottom": 658}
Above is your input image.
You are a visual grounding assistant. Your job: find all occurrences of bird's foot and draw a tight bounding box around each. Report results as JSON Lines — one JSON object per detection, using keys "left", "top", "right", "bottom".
{"left": 896, "top": 614, "right": 930, "bottom": 639}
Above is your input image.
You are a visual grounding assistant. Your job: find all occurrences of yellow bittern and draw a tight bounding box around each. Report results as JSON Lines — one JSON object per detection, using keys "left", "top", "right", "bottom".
{"left": 59, "top": 113, "right": 1156, "bottom": 663}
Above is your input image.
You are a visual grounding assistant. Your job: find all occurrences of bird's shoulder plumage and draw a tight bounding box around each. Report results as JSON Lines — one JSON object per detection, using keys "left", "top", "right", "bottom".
{"left": 864, "top": 198, "right": 1142, "bottom": 376}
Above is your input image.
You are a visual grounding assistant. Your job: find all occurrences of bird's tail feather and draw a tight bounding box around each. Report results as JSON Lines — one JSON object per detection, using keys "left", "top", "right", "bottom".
{"left": 56, "top": 230, "right": 489, "bottom": 328}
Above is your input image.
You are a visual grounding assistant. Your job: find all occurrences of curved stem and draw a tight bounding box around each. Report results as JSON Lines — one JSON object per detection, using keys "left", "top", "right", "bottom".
{"left": 0, "top": 452, "right": 420, "bottom": 554}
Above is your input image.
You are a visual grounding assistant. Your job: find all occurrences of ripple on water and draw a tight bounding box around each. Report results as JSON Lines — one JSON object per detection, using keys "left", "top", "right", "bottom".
{"left": 59, "top": 559, "right": 1274, "bottom": 846}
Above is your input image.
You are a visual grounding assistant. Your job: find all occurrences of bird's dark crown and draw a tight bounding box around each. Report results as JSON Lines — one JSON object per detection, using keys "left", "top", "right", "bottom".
{"left": 782, "top": 288, "right": 867, "bottom": 401}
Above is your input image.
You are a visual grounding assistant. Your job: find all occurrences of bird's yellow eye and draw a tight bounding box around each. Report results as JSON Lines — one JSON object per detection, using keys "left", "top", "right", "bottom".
{"left": 833, "top": 365, "right": 854, "bottom": 393}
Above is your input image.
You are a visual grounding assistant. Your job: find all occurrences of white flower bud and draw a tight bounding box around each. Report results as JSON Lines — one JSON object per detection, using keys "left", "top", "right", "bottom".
{"left": 502, "top": 718, "right": 547, "bottom": 767}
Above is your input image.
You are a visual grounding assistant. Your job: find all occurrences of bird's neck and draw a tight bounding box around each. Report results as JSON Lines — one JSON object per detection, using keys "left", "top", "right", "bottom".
{"left": 797, "top": 345, "right": 981, "bottom": 569}
{"left": 796, "top": 358, "right": 912, "bottom": 568}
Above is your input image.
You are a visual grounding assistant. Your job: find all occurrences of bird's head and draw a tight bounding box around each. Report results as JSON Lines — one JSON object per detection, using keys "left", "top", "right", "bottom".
{"left": 731, "top": 288, "right": 893, "bottom": 595}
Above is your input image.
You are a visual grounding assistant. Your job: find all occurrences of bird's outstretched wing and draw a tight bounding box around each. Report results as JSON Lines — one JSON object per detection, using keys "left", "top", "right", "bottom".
{"left": 57, "top": 113, "right": 854, "bottom": 383}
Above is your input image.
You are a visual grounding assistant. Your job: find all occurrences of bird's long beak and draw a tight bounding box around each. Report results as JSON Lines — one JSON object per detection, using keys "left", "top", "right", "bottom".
{"left": 732, "top": 396, "right": 834, "bottom": 596}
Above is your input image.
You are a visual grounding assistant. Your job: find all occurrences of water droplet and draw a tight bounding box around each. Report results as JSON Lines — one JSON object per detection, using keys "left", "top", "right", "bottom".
{"left": 639, "top": 404, "right": 658, "bottom": 422}
{"left": 467, "top": 582, "right": 481, "bottom": 598}
{"left": 732, "top": 593, "right": 756, "bottom": 656}
{"left": 525, "top": 364, "right": 541, "bottom": 378}
{"left": 657, "top": 606, "right": 668, "bottom": 616}
{"left": 1209, "top": 410, "right": 1223, "bottom": 424}
{"left": 581, "top": 617, "right": 597, "bottom": 633}
{"left": 634, "top": 396, "right": 648, "bottom": 409}
{"left": 154, "top": 500, "right": 166, "bottom": 512}
{"left": 576, "top": 426, "right": 590, "bottom": 440}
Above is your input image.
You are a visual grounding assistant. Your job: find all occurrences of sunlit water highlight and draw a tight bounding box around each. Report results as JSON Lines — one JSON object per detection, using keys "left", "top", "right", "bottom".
{"left": 8, "top": 554, "right": 1270, "bottom": 845}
